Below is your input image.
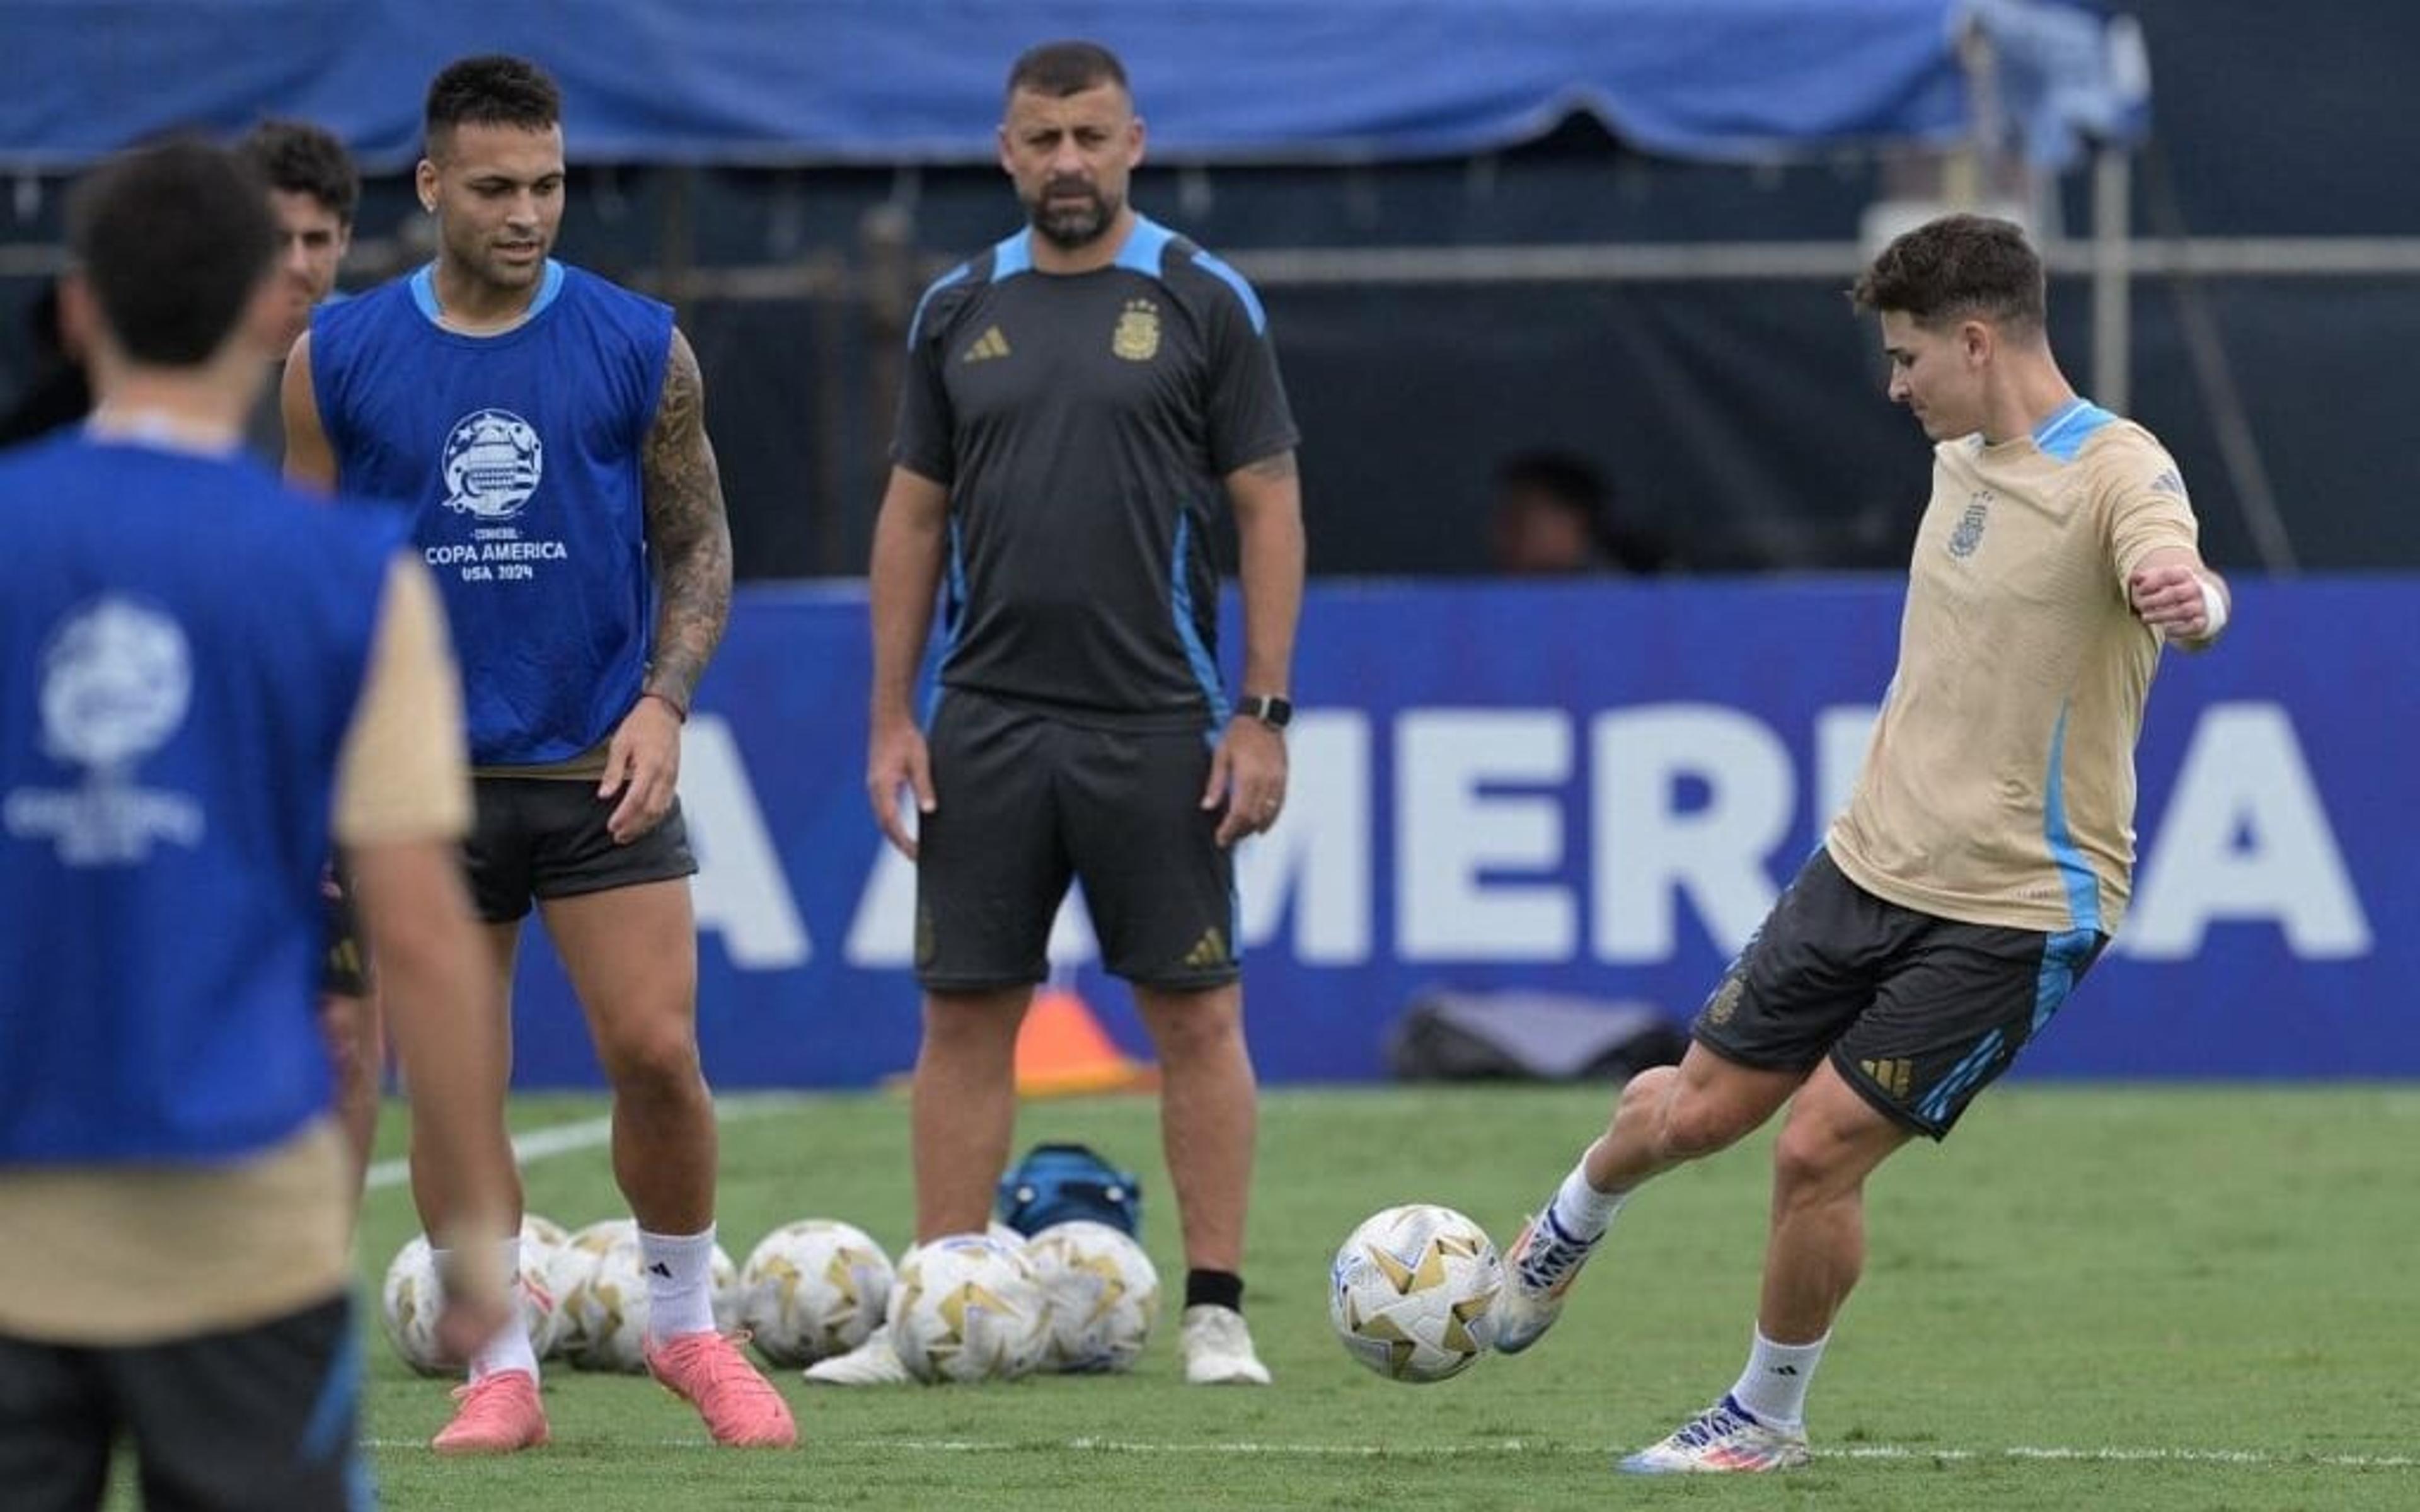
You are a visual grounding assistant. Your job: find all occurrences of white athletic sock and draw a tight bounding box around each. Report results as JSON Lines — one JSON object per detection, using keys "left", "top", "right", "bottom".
{"left": 638, "top": 1225, "right": 718, "bottom": 1339}
{"left": 1729, "top": 1327, "right": 1829, "bottom": 1429}
{"left": 435, "top": 1239, "right": 539, "bottom": 1382}
{"left": 1548, "top": 1155, "right": 1627, "bottom": 1241}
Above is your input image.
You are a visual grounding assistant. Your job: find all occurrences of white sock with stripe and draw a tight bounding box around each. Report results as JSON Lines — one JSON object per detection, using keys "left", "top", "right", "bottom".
{"left": 1729, "top": 1327, "right": 1828, "bottom": 1429}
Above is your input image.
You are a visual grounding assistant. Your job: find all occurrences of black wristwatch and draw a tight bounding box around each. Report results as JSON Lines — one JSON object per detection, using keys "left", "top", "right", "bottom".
{"left": 1238, "top": 693, "right": 1293, "bottom": 730}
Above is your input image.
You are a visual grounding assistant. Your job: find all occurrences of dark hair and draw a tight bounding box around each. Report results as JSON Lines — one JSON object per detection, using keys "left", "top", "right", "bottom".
{"left": 425, "top": 54, "right": 562, "bottom": 156}
{"left": 1852, "top": 214, "right": 2046, "bottom": 329}
{"left": 1494, "top": 449, "right": 1673, "bottom": 575}
{"left": 1006, "top": 40, "right": 1129, "bottom": 102}
{"left": 237, "top": 118, "right": 359, "bottom": 226}
{"left": 1495, "top": 450, "right": 1608, "bottom": 517}
{"left": 68, "top": 139, "right": 274, "bottom": 366}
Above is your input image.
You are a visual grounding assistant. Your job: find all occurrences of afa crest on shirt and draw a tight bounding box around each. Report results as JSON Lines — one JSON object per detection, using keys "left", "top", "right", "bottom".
{"left": 1112, "top": 299, "right": 1160, "bottom": 362}
{"left": 1949, "top": 490, "right": 1992, "bottom": 559}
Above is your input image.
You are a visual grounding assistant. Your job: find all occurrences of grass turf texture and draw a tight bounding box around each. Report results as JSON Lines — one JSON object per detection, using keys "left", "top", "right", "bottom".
{"left": 313, "top": 1085, "right": 2411, "bottom": 1508}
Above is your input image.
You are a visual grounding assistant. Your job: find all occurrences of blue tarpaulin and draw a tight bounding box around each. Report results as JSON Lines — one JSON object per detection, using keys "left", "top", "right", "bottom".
{"left": 0, "top": 0, "right": 2144, "bottom": 171}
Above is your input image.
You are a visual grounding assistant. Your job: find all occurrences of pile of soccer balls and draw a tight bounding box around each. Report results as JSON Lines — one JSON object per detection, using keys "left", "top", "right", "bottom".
{"left": 379, "top": 1213, "right": 1163, "bottom": 1385}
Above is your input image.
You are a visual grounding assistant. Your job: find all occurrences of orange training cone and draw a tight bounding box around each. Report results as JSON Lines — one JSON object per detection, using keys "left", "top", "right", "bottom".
{"left": 1014, "top": 987, "right": 1158, "bottom": 1098}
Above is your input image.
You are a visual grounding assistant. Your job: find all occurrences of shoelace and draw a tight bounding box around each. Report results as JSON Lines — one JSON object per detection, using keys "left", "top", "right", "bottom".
{"left": 1515, "top": 1212, "right": 1592, "bottom": 1290}
{"left": 1669, "top": 1402, "right": 1753, "bottom": 1451}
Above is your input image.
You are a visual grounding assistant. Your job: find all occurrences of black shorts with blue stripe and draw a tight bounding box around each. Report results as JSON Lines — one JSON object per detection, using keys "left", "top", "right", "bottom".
{"left": 1692, "top": 848, "right": 2108, "bottom": 1139}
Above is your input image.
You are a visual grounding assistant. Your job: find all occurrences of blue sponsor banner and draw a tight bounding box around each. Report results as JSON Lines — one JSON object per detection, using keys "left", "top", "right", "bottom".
{"left": 506, "top": 579, "right": 2412, "bottom": 1087}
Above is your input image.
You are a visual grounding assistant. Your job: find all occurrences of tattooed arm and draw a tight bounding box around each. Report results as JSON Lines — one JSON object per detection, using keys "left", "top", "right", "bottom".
{"left": 640, "top": 326, "right": 732, "bottom": 711}
{"left": 597, "top": 326, "right": 730, "bottom": 843}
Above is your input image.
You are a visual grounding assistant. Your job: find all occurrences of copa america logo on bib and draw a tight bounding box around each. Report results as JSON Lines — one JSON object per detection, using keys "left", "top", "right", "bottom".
{"left": 441, "top": 408, "right": 544, "bottom": 520}
{"left": 3, "top": 595, "right": 205, "bottom": 865}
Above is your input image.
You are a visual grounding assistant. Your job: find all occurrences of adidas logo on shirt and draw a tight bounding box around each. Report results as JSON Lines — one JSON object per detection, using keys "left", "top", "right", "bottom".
{"left": 960, "top": 326, "right": 1011, "bottom": 364}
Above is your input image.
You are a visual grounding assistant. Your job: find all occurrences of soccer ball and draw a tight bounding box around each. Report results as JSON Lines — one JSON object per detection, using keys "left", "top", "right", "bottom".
{"left": 516, "top": 1215, "right": 568, "bottom": 1360}
{"left": 1024, "top": 1220, "right": 1160, "bottom": 1373}
{"left": 379, "top": 1235, "right": 451, "bottom": 1376}
{"left": 737, "top": 1219, "right": 894, "bottom": 1366}
{"left": 886, "top": 1232, "right": 1050, "bottom": 1383}
{"left": 1328, "top": 1204, "right": 1504, "bottom": 1383}
{"left": 559, "top": 1230, "right": 739, "bottom": 1373}
{"left": 379, "top": 1226, "right": 567, "bottom": 1374}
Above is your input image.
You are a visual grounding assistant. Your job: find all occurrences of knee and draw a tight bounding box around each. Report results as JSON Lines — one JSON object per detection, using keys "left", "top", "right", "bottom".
{"left": 1770, "top": 1116, "right": 1856, "bottom": 1203}
{"left": 1140, "top": 997, "right": 1244, "bottom": 1064}
{"left": 597, "top": 1021, "right": 702, "bottom": 1097}
{"left": 1657, "top": 1087, "right": 1761, "bottom": 1163}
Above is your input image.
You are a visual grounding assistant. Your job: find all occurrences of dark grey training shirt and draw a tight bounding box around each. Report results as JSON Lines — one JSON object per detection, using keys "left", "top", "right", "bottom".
{"left": 892, "top": 215, "right": 1298, "bottom": 728}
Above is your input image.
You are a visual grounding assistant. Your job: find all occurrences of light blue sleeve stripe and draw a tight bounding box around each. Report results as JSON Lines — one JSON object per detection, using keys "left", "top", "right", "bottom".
{"left": 1114, "top": 215, "right": 1175, "bottom": 278}
{"left": 922, "top": 516, "right": 969, "bottom": 724}
{"left": 1189, "top": 247, "right": 1268, "bottom": 335}
{"left": 1168, "top": 513, "right": 1231, "bottom": 726}
{"left": 2041, "top": 704, "right": 2105, "bottom": 933}
{"left": 2033, "top": 398, "right": 2118, "bottom": 462}
{"left": 906, "top": 262, "right": 972, "bottom": 349}
{"left": 989, "top": 229, "right": 1032, "bottom": 282}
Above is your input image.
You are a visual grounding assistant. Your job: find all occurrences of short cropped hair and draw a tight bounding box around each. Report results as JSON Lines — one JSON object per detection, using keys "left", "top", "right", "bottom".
{"left": 1006, "top": 40, "right": 1129, "bottom": 103}
{"left": 425, "top": 54, "right": 562, "bottom": 157}
{"left": 1852, "top": 214, "right": 2046, "bottom": 330}
{"left": 237, "top": 118, "right": 359, "bottom": 226}
{"left": 69, "top": 139, "right": 274, "bottom": 366}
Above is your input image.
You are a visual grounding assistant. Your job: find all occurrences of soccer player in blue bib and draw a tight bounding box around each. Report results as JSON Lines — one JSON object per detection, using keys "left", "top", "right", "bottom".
{"left": 0, "top": 139, "right": 514, "bottom": 1512}
{"left": 283, "top": 57, "right": 792, "bottom": 1452}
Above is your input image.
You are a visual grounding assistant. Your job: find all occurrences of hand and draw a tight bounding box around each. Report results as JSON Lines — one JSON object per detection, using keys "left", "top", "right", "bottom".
{"left": 598, "top": 696, "right": 684, "bottom": 845}
{"left": 1206, "top": 716, "right": 1288, "bottom": 849}
{"left": 430, "top": 1251, "right": 513, "bottom": 1368}
{"left": 2128, "top": 563, "right": 2218, "bottom": 641}
{"left": 868, "top": 714, "right": 936, "bottom": 860}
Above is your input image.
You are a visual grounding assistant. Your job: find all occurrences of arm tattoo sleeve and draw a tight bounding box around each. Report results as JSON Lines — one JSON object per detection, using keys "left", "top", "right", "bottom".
{"left": 640, "top": 328, "right": 733, "bottom": 710}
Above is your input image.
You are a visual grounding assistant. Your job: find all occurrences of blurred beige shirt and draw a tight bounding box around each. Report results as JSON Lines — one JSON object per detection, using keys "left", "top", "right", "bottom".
{"left": 0, "top": 558, "right": 469, "bottom": 1344}
{"left": 1827, "top": 404, "right": 2198, "bottom": 937}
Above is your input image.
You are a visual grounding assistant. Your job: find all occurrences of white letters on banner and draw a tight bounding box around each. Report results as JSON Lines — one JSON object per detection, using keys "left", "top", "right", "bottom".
{"left": 686, "top": 701, "right": 2370, "bottom": 973}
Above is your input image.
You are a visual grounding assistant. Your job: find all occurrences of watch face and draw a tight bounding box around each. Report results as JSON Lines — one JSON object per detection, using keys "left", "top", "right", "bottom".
{"left": 1250, "top": 695, "right": 1293, "bottom": 728}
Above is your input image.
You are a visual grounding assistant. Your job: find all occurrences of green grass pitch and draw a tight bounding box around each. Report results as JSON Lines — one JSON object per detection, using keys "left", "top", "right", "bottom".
{"left": 302, "top": 1083, "right": 2417, "bottom": 1509}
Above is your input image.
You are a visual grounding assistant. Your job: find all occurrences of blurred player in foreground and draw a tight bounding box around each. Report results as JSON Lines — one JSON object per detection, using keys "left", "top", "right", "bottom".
{"left": 0, "top": 139, "right": 514, "bottom": 1511}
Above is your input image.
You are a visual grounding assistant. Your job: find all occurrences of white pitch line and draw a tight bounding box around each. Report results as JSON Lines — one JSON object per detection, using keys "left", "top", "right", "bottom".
{"left": 364, "top": 1097, "right": 792, "bottom": 1192}
{"left": 357, "top": 1436, "right": 2417, "bottom": 1469}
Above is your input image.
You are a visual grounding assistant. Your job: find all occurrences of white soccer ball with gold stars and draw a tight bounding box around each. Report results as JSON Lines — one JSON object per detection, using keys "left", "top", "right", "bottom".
{"left": 1024, "top": 1220, "right": 1160, "bottom": 1373}
{"left": 737, "top": 1218, "right": 894, "bottom": 1366}
{"left": 379, "top": 1224, "right": 568, "bottom": 1375}
{"left": 885, "top": 1232, "right": 1050, "bottom": 1384}
{"left": 559, "top": 1231, "right": 739, "bottom": 1373}
{"left": 1328, "top": 1204, "right": 1504, "bottom": 1383}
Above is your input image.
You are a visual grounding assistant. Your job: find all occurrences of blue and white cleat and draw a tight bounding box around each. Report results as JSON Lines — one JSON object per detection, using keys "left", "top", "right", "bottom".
{"left": 1490, "top": 1208, "right": 1600, "bottom": 1354}
{"left": 1617, "top": 1394, "right": 1811, "bottom": 1474}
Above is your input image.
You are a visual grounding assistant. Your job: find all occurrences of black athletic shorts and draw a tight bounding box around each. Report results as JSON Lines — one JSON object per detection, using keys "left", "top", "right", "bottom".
{"left": 917, "top": 690, "right": 1238, "bottom": 992}
{"left": 318, "top": 864, "right": 366, "bottom": 1000}
{"left": 463, "top": 776, "right": 698, "bottom": 924}
{"left": 1693, "top": 848, "right": 2108, "bottom": 1139}
{"left": 0, "top": 1293, "right": 367, "bottom": 1512}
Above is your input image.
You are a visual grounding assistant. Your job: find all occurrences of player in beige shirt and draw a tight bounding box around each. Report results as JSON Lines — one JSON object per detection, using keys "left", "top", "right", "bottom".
{"left": 0, "top": 142, "right": 514, "bottom": 1510}
{"left": 1487, "top": 214, "right": 2230, "bottom": 1474}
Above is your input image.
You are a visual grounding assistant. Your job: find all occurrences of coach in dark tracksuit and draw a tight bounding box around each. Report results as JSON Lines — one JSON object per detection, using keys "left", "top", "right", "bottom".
{"left": 861, "top": 40, "right": 1306, "bottom": 1389}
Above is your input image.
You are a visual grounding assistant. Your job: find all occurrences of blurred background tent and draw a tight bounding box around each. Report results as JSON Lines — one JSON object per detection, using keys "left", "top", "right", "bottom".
{"left": 0, "top": 0, "right": 2407, "bottom": 577}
